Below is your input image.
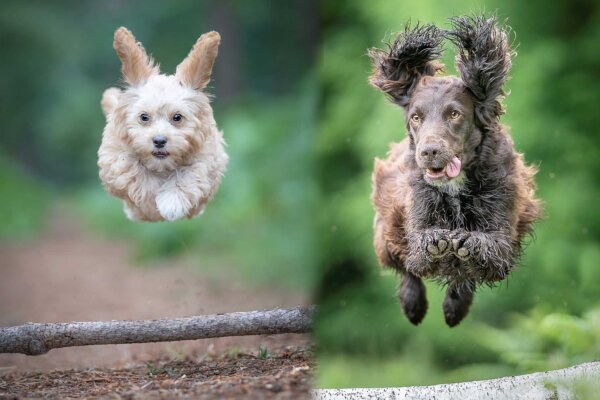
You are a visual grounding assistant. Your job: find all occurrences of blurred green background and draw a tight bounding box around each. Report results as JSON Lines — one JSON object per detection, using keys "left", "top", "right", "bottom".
{"left": 0, "top": 0, "right": 318, "bottom": 290}
{"left": 315, "top": 0, "right": 600, "bottom": 389}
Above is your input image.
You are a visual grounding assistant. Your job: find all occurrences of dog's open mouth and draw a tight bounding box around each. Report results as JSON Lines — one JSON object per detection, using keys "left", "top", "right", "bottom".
{"left": 152, "top": 150, "right": 169, "bottom": 159}
{"left": 426, "top": 156, "right": 462, "bottom": 180}
{"left": 426, "top": 166, "right": 446, "bottom": 179}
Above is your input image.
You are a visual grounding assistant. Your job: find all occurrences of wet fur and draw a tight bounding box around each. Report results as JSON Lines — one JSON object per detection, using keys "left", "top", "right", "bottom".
{"left": 98, "top": 28, "right": 227, "bottom": 222}
{"left": 370, "top": 16, "right": 542, "bottom": 326}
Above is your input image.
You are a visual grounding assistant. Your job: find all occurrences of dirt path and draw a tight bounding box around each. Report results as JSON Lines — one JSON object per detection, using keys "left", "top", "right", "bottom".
{"left": 2, "top": 350, "right": 313, "bottom": 399}
{"left": 0, "top": 211, "right": 312, "bottom": 397}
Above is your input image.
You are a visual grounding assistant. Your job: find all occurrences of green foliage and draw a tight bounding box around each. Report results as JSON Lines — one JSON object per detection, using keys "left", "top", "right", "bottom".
{"left": 0, "top": 152, "right": 49, "bottom": 240}
{"left": 316, "top": 355, "right": 516, "bottom": 389}
{"left": 475, "top": 308, "right": 600, "bottom": 373}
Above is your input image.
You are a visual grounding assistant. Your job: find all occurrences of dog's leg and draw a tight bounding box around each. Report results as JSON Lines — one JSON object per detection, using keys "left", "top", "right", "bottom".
{"left": 450, "top": 230, "right": 514, "bottom": 281}
{"left": 158, "top": 160, "right": 224, "bottom": 221}
{"left": 442, "top": 283, "right": 474, "bottom": 327}
{"left": 155, "top": 179, "right": 193, "bottom": 222}
{"left": 155, "top": 164, "right": 215, "bottom": 221}
{"left": 399, "top": 272, "right": 428, "bottom": 325}
{"left": 123, "top": 200, "right": 150, "bottom": 221}
{"left": 405, "top": 228, "right": 452, "bottom": 276}
{"left": 374, "top": 215, "right": 429, "bottom": 324}
{"left": 374, "top": 212, "right": 404, "bottom": 269}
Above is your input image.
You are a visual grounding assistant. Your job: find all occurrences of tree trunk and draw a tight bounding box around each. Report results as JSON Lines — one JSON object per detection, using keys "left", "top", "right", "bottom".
{"left": 0, "top": 306, "right": 314, "bottom": 356}
{"left": 314, "top": 361, "right": 600, "bottom": 400}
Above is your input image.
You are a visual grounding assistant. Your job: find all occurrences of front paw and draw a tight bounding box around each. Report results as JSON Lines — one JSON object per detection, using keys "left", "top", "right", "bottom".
{"left": 155, "top": 190, "right": 192, "bottom": 221}
{"left": 450, "top": 230, "right": 475, "bottom": 261}
{"left": 424, "top": 229, "right": 452, "bottom": 260}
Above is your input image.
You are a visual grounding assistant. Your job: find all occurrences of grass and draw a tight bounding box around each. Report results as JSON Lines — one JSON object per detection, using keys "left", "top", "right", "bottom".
{"left": 258, "top": 344, "right": 269, "bottom": 360}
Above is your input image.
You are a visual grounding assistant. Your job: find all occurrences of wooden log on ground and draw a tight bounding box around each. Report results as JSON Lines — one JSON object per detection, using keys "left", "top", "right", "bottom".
{"left": 0, "top": 306, "right": 315, "bottom": 356}
{"left": 314, "top": 361, "right": 600, "bottom": 400}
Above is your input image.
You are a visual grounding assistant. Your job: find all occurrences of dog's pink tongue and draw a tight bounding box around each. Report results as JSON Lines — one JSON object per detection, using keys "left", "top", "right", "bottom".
{"left": 446, "top": 157, "right": 462, "bottom": 178}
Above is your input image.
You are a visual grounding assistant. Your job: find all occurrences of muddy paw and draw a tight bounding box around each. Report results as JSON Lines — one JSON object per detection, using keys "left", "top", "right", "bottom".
{"left": 427, "top": 239, "right": 449, "bottom": 257}
{"left": 451, "top": 239, "right": 470, "bottom": 260}
{"left": 450, "top": 231, "right": 473, "bottom": 261}
{"left": 425, "top": 230, "right": 452, "bottom": 259}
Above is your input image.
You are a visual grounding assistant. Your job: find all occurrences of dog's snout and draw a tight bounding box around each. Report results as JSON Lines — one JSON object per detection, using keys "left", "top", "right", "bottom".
{"left": 420, "top": 144, "right": 442, "bottom": 161}
{"left": 152, "top": 135, "right": 167, "bottom": 148}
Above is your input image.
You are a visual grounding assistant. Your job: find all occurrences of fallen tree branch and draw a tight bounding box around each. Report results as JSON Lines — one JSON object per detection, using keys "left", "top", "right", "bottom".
{"left": 0, "top": 306, "right": 315, "bottom": 356}
{"left": 314, "top": 361, "right": 600, "bottom": 400}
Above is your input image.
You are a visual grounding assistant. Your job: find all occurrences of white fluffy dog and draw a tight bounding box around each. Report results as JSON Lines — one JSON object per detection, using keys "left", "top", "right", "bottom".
{"left": 98, "top": 27, "right": 228, "bottom": 222}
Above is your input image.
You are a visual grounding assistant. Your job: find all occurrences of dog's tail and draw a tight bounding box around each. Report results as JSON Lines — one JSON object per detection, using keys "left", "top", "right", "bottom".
{"left": 101, "top": 87, "right": 121, "bottom": 117}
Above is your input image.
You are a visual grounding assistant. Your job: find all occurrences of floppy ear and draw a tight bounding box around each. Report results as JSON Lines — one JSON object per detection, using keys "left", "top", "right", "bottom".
{"left": 113, "top": 27, "right": 158, "bottom": 86}
{"left": 368, "top": 24, "right": 444, "bottom": 107}
{"left": 101, "top": 87, "right": 121, "bottom": 117}
{"left": 447, "top": 15, "right": 515, "bottom": 128}
{"left": 176, "top": 31, "right": 221, "bottom": 91}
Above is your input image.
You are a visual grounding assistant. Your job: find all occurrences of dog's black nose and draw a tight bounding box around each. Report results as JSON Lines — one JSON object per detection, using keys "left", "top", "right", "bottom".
{"left": 420, "top": 144, "right": 441, "bottom": 161}
{"left": 152, "top": 135, "right": 167, "bottom": 148}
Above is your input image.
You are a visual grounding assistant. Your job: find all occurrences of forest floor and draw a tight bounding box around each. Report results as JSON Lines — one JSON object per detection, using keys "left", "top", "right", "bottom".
{"left": 0, "top": 210, "right": 312, "bottom": 399}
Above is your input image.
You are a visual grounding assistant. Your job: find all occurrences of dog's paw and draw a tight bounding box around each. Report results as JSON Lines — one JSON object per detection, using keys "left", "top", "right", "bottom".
{"left": 399, "top": 276, "right": 428, "bottom": 325}
{"left": 450, "top": 230, "right": 474, "bottom": 261}
{"left": 443, "top": 288, "right": 474, "bottom": 327}
{"left": 156, "top": 190, "right": 191, "bottom": 221}
{"left": 427, "top": 239, "right": 449, "bottom": 257}
{"left": 425, "top": 230, "right": 451, "bottom": 259}
{"left": 452, "top": 240, "right": 471, "bottom": 260}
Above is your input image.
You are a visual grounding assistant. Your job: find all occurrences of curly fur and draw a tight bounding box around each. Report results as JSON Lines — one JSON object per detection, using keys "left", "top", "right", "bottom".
{"left": 370, "top": 16, "right": 542, "bottom": 326}
{"left": 368, "top": 23, "right": 445, "bottom": 107}
{"left": 447, "top": 15, "right": 515, "bottom": 128}
{"left": 98, "top": 27, "right": 228, "bottom": 222}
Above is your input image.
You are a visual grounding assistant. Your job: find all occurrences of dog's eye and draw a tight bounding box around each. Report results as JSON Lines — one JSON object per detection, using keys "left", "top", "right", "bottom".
{"left": 449, "top": 110, "right": 461, "bottom": 120}
{"left": 172, "top": 113, "right": 183, "bottom": 122}
{"left": 139, "top": 113, "right": 150, "bottom": 123}
{"left": 410, "top": 114, "right": 421, "bottom": 123}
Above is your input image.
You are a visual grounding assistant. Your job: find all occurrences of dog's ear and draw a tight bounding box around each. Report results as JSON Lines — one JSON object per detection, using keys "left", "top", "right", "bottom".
{"left": 447, "top": 15, "right": 515, "bottom": 128}
{"left": 113, "top": 27, "right": 158, "bottom": 86}
{"left": 368, "top": 24, "right": 444, "bottom": 107}
{"left": 101, "top": 87, "right": 121, "bottom": 117}
{"left": 176, "top": 31, "right": 220, "bottom": 91}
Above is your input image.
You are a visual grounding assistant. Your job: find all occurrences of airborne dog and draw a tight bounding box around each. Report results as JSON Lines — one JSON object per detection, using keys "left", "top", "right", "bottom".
{"left": 98, "top": 28, "right": 228, "bottom": 222}
{"left": 369, "top": 16, "right": 542, "bottom": 326}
